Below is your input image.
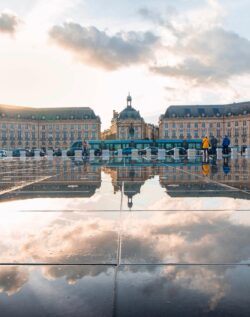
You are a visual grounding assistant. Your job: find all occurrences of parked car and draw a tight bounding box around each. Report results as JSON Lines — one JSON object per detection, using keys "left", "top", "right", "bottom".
{"left": 166, "top": 147, "right": 187, "bottom": 156}
{"left": 114, "top": 147, "right": 136, "bottom": 156}
{"left": 0, "top": 149, "right": 7, "bottom": 157}
{"left": 12, "top": 148, "right": 30, "bottom": 157}
{"left": 139, "top": 147, "right": 158, "bottom": 155}
{"left": 29, "top": 149, "right": 46, "bottom": 157}
{"left": 53, "top": 148, "right": 62, "bottom": 156}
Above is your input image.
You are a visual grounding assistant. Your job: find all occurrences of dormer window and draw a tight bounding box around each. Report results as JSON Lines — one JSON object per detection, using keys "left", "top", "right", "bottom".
{"left": 17, "top": 114, "right": 20, "bottom": 118}
{"left": 243, "top": 110, "right": 247, "bottom": 115}
{"left": 56, "top": 115, "right": 60, "bottom": 119}
{"left": 42, "top": 115, "right": 46, "bottom": 120}
{"left": 228, "top": 112, "right": 231, "bottom": 116}
{"left": 71, "top": 115, "right": 74, "bottom": 119}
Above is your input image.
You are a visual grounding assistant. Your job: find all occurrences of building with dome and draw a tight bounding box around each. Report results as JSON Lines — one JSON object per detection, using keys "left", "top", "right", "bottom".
{"left": 103, "top": 94, "right": 157, "bottom": 140}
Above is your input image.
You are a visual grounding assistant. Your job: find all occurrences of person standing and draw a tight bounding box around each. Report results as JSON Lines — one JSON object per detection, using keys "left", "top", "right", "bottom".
{"left": 210, "top": 136, "right": 218, "bottom": 155}
{"left": 82, "top": 139, "right": 88, "bottom": 156}
{"left": 202, "top": 136, "right": 210, "bottom": 162}
{"left": 222, "top": 135, "right": 230, "bottom": 155}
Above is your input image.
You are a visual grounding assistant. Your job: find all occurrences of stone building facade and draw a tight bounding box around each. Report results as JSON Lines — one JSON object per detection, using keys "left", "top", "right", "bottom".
{"left": 159, "top": 102, "right": 250, "bottom": 147}
{"left": 103, "top": 94, "right": 159, "bottom": 141}
{"left": 0, "top": 105, "right": 101, "bottom": 149}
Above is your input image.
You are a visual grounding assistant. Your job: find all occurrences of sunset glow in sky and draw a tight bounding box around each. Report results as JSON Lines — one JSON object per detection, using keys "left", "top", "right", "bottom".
{"left": 0, "top": 0, "right": 250, "bottom": 128}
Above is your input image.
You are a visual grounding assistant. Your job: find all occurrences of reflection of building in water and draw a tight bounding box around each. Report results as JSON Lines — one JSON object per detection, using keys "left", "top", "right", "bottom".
{"left": 159, "top": 159, "right": 250, "bottom": 200}
{"left": 104, "top": 165, "right": 158, "bottom": 208}
{"left": 0, "top": 159, "right": 101, "bottom": 201}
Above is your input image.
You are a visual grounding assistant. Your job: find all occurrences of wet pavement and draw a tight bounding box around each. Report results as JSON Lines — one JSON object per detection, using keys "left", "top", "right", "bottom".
{"left": 0, "top": 156, "right": 250, "bottom": 316}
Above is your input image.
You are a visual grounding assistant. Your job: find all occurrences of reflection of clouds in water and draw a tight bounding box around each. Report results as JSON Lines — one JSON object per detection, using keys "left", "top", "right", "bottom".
{"left": 149, "top": 195, "right": 250, "bottom": 211}
{"left": 0, "top": 267, "right": 28, "bottom": 296}
{"left": 123, "top": 211, "right": 250, "bottom": 264}
{"left": 1, "top": 209, "right": 250, "bottom": 309}
{"left": 21, "top": 216, "right": 118, "bottom": 264}
{"left": 42, "top": 265, "right": 113, "bottom": 285}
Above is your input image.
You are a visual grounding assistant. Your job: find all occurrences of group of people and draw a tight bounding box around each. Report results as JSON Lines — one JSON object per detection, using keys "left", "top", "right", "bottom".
{"left": 202, "top": 135, "right": 231, "bottom": 162}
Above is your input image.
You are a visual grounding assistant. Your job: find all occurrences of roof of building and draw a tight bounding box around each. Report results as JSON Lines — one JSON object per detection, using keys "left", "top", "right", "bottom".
{"left": 0, "top": 104, "right": 100, "bottom": 121}
{"left": 118, "top": 106, "right": 143, "bottom": 120}
{"left": 162, "top": 101, "right": 250, "bottom": 119}
{"left": 118, "top": 94, "right": 143, "bottom": 121}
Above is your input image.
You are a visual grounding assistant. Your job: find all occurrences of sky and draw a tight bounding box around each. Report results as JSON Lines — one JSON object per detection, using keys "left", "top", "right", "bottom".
{"left": 0, "top": 0, "right": 250, "bottom": 129}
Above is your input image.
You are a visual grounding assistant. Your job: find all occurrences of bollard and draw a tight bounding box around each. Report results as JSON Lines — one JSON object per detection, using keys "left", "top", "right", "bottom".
{"left": 20, "top": 150, "right": 26, "bottom": 158}
{"left": 7, "top": 150, "right": 12, "bottom": 158}
{"left": 146, "top": 148, "right": 151, "bottom": 160}
{"left": 174, "top": 148, "right": 180, "bottom": 160}
{"left": 187, "top": 149, "right": 196, "bottom": 160}
{"left": 118, "top": 149, "right": 123, "bottom": 158}
{"left": 231, "top": 147, "right": 237, "bottom": 159}
{"left": 131, "top": 149, "right": 138, "bottom": 159}
{"left": 102, "top": 149, "right": 110, "bottom": 160}
{"left": 89, "top": 149, "right": 95, "bottom": 160}
{"left": 34, "top": 149, "right": 40, "bottom": 159}
{"left": 47, "top": 150, "right": 53, "bottom": 160}
{"left": 62, "top": 150, "right": 67, "bottom": 158}
{"left": 158, "top": 149, "right": 165, "bottom": 160}
{"left": 75, "top": 150, "right": 82, "bottom": 159}
{"left": 246, "top": 148, "right": 250, "bottom": 159}
{"left": 216, "top": 148, "right": 222, "bottom": 160}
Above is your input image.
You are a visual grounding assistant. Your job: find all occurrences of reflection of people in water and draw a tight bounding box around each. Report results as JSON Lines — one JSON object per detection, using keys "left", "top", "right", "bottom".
{"left": 202, "top": 163, "right": 210, "bottom": 177}
{"left": 223, "top": 158, "right": 231, "bottom": 175}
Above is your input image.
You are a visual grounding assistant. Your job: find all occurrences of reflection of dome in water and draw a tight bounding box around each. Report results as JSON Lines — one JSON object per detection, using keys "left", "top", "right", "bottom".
{"left": 124, "top": 182, "right": 144, "bottom": 209}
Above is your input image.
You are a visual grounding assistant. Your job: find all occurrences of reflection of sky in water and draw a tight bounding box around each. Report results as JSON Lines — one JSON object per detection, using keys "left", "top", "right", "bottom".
{"left": 0, "top": 160, "right": 250, "bottom": 315}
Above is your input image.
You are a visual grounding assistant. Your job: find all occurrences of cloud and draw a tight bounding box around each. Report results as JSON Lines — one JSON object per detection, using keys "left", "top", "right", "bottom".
{"left": 0, "top": 11, "right": 20, "bottom": 34}
{"left": 49, "top": 22, "right": 159, "bottom": 70}
{"left": 151, "top": 28, "right": 250, "bottom": 85}
{"left": 0, "top": 267, "right": 28, "bottom": 296}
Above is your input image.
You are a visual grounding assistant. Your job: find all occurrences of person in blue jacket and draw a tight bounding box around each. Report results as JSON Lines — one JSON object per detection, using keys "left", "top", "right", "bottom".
{"left": 222, "top": 135, "right": 230, "bottom": 155}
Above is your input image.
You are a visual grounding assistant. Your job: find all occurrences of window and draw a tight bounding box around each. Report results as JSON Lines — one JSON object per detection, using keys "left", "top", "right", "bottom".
{"left": 243, "top": 121, "right": 247, "bottom": 126}
{"left": 172, "top": 122, "right": 176, "bottom": 128}
{"left": 194, "top": 122, "right": 198, "bottom": 128}
{"left": 202, "top": 122, "right": 205, "bottom": 128}
{"left": 217, "top": 122, "right": 220, "bottom": 128}
{"left": 227, "top": 122, "right": 231, "bottom": 127}
{"left": 187, "top": 123, "right": 191, "bottom": 128}
{"left": 209, "top": 123, "right": 213, "bottom": 128}
{"left": 235, "top": 121, "right": 238, "bottom": 127}
{"left": 164, "top": 123, "right": 168, "bottom": 129}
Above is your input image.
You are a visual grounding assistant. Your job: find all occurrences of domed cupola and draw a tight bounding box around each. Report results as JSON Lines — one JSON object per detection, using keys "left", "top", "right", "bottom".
{"left": 118, "top": 94, "right": 143, "bottom": 121}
